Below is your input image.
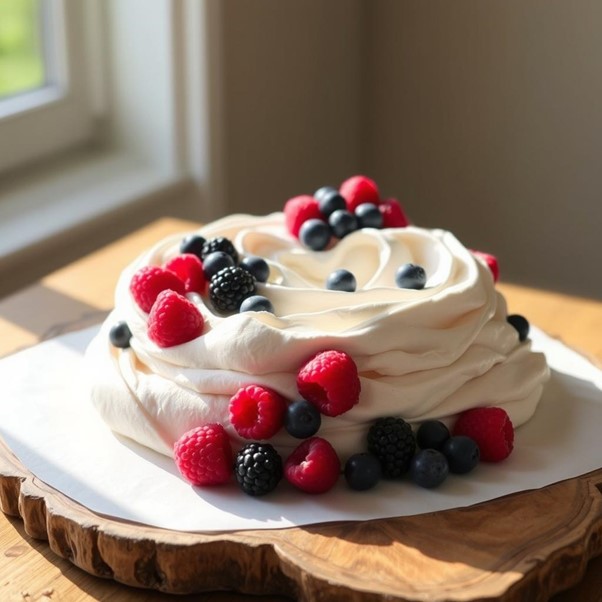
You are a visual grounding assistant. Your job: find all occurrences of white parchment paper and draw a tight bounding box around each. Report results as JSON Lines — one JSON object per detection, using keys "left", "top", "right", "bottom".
{"left": 0, "top": 326, "right": 600, "bottom": 532}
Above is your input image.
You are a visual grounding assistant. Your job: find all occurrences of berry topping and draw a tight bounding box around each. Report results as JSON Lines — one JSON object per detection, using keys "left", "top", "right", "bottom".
{"left": 367, "top": 417, "right": 415, "bottom": 478}
{"left": 409, "top": 449, "right": 449, "bottom": 489}
{"left": 328, "top": 209, "right": 358, "bottom": 239}
{"left": 284, "top": 399, "right": 322, "bottom": 439}
{"left": 355, "top": 202, "right": 384, "bottom": 229}
{"left": 344, "top": 452, "right": 382, "bottom": 491}
{"left": 202, "top": 251, "right": 236, "bottom": 280}
{"left": 109, "top": 321, "right": 132, "bottom": 349}
{"left": 173, "top": 423, "right": 232, "bottom": 486}
{"left": 314, "top": 185, "right": 338, "bottom": 204}
{"left": 326, "top": 268, "right": 357, "bottom": 292}
{"left": 299, "top": 218, "right": 331, "bottom": 251}
{"left": 164, "top": 253, "right": 206, "bottom": 294}
{"left": 201, "top": 236, "right": 239, "bottom": 264}
{"left": 379, "top": 198, "right": 410, "bottom": 228}
{"left": 452, "top": 407, "right": 514, "bottom": 462}
{"left": 441, "top": 435, "right": 480, "bottom": 474}
{"left": 296, "top": 350, "right": 361, "bottom": 417}
{"left": 395, "top": 263, "right": 427, "bottom": 290}
{"left": 209, "top": 266, "right": 256, "bottom": 313}
{"left": 147, "top": 290, "right": 204, "bottom": 348}
{"left": 129, "top": 265, "right": 186, "bottom": 313}
{"left": 507, "top": 314, "right": 530, "bottom": 342}
{"left": 317, "top": 189, "right": 347, "bottom": 217}
{"left": 284, "top": 437, "right": 341, "bottom": 494}
{"left": 235, "top": 442, "right": 283, "bottom": 496}
{"left": 179, "top": 234, "right": 206, "bottom": 258}
{"left": 472, "top": 250, "right": 499, "bottom": 283}
{"left": 240, "top": 256, "right": 270, "bottom": 283}
{"left": 339, "top": 175, "right": 380, "bottom": 212}
{"left": 284, "top": 195, "right": 323, "bottom": 238}
{"left": 229, "top": 384, "right": 286, "bottom": 440}
{"left": 416, "top": 420, "right": 450, "bottom": 451}
{"left": 239, "top": 295, "right": 274, "bottom": 314}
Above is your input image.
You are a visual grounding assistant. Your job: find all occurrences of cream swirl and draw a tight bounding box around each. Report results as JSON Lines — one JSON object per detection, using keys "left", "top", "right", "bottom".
{"left": 86, "top": 213, "right": 550, "bottom": 459}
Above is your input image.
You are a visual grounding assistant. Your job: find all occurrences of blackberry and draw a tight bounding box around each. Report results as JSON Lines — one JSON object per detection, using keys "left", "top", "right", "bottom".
{"left": 235, "top": 442, "right": 282, "bottom": 496}
{"left": 367, "top": 417, "right": 416, "bottom": 478}
{"left": 201, "top": 236, "right": 239, "bottom": 264}
{"left": 210, "top": 266, "right": 256, "bottom": 312}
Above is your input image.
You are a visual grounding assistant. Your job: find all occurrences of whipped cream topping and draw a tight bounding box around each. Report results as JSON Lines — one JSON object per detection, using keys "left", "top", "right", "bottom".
{"left": 86, "top": 213, "right": 550, "bottom": 459}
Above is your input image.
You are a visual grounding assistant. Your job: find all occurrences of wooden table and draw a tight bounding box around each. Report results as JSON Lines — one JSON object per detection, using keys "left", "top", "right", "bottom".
{"left": 0, "top": 218, "right": 600, "bottom": 602}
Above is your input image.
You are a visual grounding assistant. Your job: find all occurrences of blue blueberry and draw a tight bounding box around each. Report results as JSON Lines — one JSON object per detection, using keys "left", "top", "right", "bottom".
{"left": 326, "top": 269, "right": 357, "bottom": 292}
{"left": 507, "top": 314, "right": 530, "bottom": 342}
{"left": 314, "top": 185, "right": 338, "bottom": 204}
{"left": 409, "top": 449, "right": 449, "bottom": 488}
{"left": 344, "top": 453, "right": 382, "bottom": 491}
{"left": 329, "top": 209, "right": 358, "bottom": 239}
{"left": 109, "top": 321, "right": 132, "bottom": 348}
{"left": 299, "top": 219, "right": 331, "bottom": 251}
{"left": 395, "top": 263, "right": 427, "bottom": 290}
{"left": 179, "top": 234, "right": 206, "bottom": 258}
{"left": 203, "top": 251, "right": 236, "bottom": 279}
{"left": 355, "top": 203, "right": 383, "bottom": 229}
{"left": 318, "top": 189, "right": 346, "bottom": 217}
{"left": 240, "top": 256, "right": 270, "bottom": 283}
{"left": 239, "top": 295, "right": 274, "bottom": 314}
{"left": 285, "top": 399, "right": 321, "bottom": 439}
{"left": 442, "top": 436, "right": 480, "bottom": 474}
{"left": 416, "top": 420, "right": 450, "bottom": 451}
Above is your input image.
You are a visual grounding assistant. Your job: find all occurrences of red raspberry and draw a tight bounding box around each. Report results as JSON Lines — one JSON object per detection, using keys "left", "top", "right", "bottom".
{"left": 339, "top": 175, "right": 380, "bottom": 212}
{"left": 452, "top": 407, "right": 514, "bottom": 462}
{"left": 379, "top": 198, "right": 410, "bottom": 228}
{"left": 284, "top": 195, "right": 323, "bottom": 238}
{"left": 471, "top": 250, "right": 499, "bottom": 283}
{"left": 148, "top": 290, "right": 204, "bottom": 348}
{"left": 229, "top": 384, "right": 287, "bottom": 440}
{"left": 296, "top": 350, "right": 361, "bottom": 417}
{"left": 173, "top": 423, "right": 233, "bottom": 486}
{"left": 284, "top": 437, "right": 340, "bottom": 494}
{"left": 164, "top": 253, "right": 207, "bottom": 294}
{"left": 130, "top": 265, "right": 186, "bottom": 313}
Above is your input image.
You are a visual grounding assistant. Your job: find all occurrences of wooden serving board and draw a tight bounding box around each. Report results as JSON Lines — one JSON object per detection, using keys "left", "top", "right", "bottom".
{"left": 0, "top": 438, "right": 600, "bottom": 601}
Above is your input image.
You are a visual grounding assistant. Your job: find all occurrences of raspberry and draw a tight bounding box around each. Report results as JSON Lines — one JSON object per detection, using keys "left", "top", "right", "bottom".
{"left": 379, "top": 198, "right": 410, "bottom": 228}
{"left": 129, "top": 265, "right": 186, "bottom": 313}
{"left": 296, "top": 350, "right": 361, "bottom": 417}
{"left": 284, "top": 437, "right": 340, "bottom": 494}
{"left": 339, "top": 175, "right": 380, "bottom": 212}
{"left": 229, "top": 384, "right": 286, "bottom": 440}
{"left": 164, "top": 253, "right": 207, "bottom": 294}
{"left": 367, "top": 417, "right": 415, "bottom": 478}
{"left": 209, "top": 266, "right": 256, "bottom": 313}
{"left": 284, "top": 195, "right": 323, "bottom": 238}
{"left": 173, "top": 423, "right": 233, "bottom": 486}
{"left": 201, "top": 236, "right": 239, "bottom": 264}
{"left": 471, "top": 250, "right": 499, "bottom": 283}
{"left": 235, "top": 442, "right": 283, "bottom": 496}
{"left": 452, "top": 407, "right": 514, "bottom": 462}
{"left": 148, "top": 290, "right": 204, "bottom": 347}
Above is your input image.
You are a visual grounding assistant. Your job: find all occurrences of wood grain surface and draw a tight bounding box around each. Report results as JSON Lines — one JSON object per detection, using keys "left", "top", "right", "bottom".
{"left": 1, "top": 218, "right": 601, "bottom": 602}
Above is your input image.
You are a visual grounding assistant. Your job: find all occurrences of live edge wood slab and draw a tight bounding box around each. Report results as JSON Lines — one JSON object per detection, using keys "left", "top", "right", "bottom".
{"left": 1, "top": 218, "right": 601, "bottom": 601}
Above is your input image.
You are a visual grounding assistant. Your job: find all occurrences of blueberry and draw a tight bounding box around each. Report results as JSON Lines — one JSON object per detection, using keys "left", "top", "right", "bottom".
{"left": 179, "top": 234, "right": 206, "bottom": 258}
{"left": 318, "top": 189, "right": 346, "bottom": 217}
{"left": 409, "top": 449, "right": 449, "bottom": 488}
{"left": 507, "top": 314, "right": 530, "bottom": 342}
{"left": 109, "top": 321, "right": 132, "bottom": 348}
{"left": 240, "top": 256, "right": 270, "bottom": 283}
{"left": 203, "top": 251, "right": 235, "bottom": 279}
{"left": 299, "top": 219, "right": 331, "bottom": 251}
{"left": 344, "top": 453, "right": 382, "bottom": 491}
{"left": 395, "top": 263, "right": 427, "bottom": 290}
{"left": 442, "top": 435, "right": 480, "bottom": 474}
{"left": 416, "top": 420, "right": 450, "bottom": 451}
{"left": 285, "top": 399, "right": 321, "bottom": 439}
{"left": 326, "top": 269, "right": 357, "bottom": 292}
{"left": 314, "top": 185, "right": 338, "bottom": 204}
{"left": 355, "top": 203, "right": 383, "bottom": 229}
{"left": 328, "top": 209, "right": 358, "bottom": 239}
{"left": 240, "top": 295, "right": 274, "bottom": 314}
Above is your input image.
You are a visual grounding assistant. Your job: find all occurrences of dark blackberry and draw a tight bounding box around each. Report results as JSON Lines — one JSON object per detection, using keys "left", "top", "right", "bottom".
{"left": 235, "top": 442, "right": 282, "bottom": 496}
{"left": 201, "top": 236, "right": 239, "bottom": 264}
{"left": 367, "top": 417, "right": 416, "bottom": 478}
{"left": 209, "top": 266, "right": 256, "bottom": 312}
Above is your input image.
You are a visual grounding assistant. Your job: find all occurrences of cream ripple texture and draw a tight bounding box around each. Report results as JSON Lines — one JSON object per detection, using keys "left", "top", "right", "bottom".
{"left": 86, "top": 213, "right": 550, "bottom": 460}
